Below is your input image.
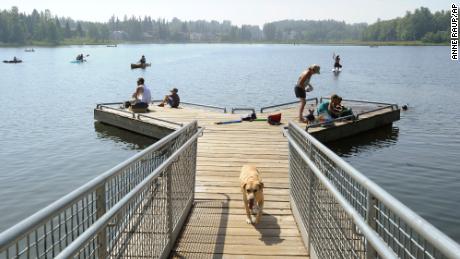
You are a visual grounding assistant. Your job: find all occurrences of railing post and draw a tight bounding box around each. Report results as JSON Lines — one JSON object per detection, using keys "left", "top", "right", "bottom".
{"left": 366, "top": 193, "right": 378, "bottom": 259}
{"left": 307, "top": 167, "right": 313, "bottom": 256}
{"left": 166, "top": 165, "right": 174, "bottom": 257}
{"left": 95, "top": 185, "right": 107, "bottom": 259}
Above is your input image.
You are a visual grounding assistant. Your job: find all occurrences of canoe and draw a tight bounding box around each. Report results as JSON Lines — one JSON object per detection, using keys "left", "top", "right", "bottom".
{"left": 131, "top": 63, "right": 151, "bottom": 69}
{"left": 3, "top": 60, "right": 22, "bottom": 63}
{"left": 25, "top": 49, "right": 35, "bottom": 52}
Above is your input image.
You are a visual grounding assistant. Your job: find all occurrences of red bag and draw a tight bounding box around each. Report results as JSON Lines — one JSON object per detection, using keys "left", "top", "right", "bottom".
{"left": 268, "top": 113, "right": 281, "bottom": 125}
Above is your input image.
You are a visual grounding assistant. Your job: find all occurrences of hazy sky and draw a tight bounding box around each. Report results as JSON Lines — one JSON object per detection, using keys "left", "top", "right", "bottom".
{"left": 0, "top": 0, "right": 453, "bottom": 26}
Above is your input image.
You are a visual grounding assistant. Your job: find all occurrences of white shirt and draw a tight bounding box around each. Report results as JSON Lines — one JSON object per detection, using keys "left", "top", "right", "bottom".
{"left": 141, "top": 85, "right": 151, "bottom": 103}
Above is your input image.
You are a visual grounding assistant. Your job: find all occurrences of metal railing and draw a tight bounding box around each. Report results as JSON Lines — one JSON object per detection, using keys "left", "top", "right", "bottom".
{"left": 231, "top": 108, "right": 256, "bottom": 114}
{"left": 305, "top": 114, "right": 356, "bottom": 131}
{"left": 319, "top": 97, "right": 396, "bottom": 107}
{"left": 287, "top": 122, "right": 460, "bottom": 259}
{"left": 151, "top": 100, "right": 227, "bottom": 113}
{"left": 260, "top": 97, "right": 319, "bottom": 113}
{"left": 0, "top": 121, "right": 201, "bottom": 259}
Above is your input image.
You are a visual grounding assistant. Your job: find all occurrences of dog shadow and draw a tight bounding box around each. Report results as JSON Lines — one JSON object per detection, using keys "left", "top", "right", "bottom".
{"left": 254, "top": 213, "right": 284, "bottom": 245}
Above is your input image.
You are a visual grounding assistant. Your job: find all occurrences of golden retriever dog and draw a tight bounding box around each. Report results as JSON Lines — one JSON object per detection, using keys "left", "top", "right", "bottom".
{"left": 240, "top": 165, "right": 264, "bottom": 224}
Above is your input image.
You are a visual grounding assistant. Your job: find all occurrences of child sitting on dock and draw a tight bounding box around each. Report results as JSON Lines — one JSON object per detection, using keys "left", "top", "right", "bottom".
{"left": 158, "top": 88, "right": 180, "bottom": 108}
{"left": 317, "top": 94, "right": 352, "bottom": 119}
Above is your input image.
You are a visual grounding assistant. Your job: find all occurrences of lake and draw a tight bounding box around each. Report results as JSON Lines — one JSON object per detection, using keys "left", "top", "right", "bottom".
{"left": 0, "top": 44, "right": 459, "bottom": 242}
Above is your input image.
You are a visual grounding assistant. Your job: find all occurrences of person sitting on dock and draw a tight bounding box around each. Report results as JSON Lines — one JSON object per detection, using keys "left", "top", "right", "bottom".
{"left": 295, "top": 64, "right": 320, "bottom": 123}
{"left": 139, "top": 55, "right": 146, "bottom": 65}
{"left": 333, "top": 53, "right": 342, "bottom": 69}
{"left": 124, "top": 77, "right": 152, "bottom": 111}
{"left": 317, "top": 94, "right": 352, "bottom": 119}
{"left": 158, "top": 88, "right": 180, "bottom": 108}
{"left": 335, "top": 96, "right": 353, "bottom": 117}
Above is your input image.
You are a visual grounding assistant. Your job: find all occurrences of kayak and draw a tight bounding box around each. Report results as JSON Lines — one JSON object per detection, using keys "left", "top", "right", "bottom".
{"left": 70, "top": 60, "right": 86, "bottom": 63}
{"left": 131, "top": 63, "right": 151, "bottom": 69}
{"left": 3, "top": 60, "right": 22, "bottom": 63}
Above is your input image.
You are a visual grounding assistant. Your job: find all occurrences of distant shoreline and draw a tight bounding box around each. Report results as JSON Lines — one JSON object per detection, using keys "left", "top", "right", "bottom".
{"left": 0, "top": 40, "right": 449, "bottom": 47}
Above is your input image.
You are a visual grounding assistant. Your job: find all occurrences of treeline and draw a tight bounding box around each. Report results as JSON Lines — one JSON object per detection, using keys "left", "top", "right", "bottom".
{"left": 362, "top": 7, "right": 450, "bottom": 43}
{"left": 0, "top": 6, "right": 451, "bottom": 45}
{"left": 263, "top": 20, "right": 367, "bottom": 42}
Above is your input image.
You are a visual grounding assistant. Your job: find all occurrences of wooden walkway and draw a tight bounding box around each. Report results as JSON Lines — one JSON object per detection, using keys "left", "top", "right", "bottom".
{"left": 95, "top": 99, "right": 398, "bottom": 258}
{"left": 129, "top": 104, "right": 309, "bottom": 258}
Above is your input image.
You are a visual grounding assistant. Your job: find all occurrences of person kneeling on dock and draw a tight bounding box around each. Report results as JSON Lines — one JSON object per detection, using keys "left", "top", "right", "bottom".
{"left": 124, "top": 78, "right": 152, "bottom": 112}
{"left": 158, "top": 88, "right": 180, "bottom": 108}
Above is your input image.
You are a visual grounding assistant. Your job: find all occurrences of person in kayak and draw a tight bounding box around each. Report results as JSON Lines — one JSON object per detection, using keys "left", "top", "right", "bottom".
{"left": 76, "top": 54, "right": 84, "bottom": 61}
{"left": 139, "top": 55, "right": 146, "bottom": 65}
{"left": 295, "top": 64, "right": 320, "bottom": 123}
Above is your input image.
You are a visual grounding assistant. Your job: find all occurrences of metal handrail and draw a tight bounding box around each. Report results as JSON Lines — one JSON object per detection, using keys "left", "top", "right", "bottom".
{"left": 287, "top": 131, "right": 398, "bottom": 259}
{"left": 55, "top": 127, "right": 204, "bottom": 258}
{"left": 96, "top": 102, "right": 124, "bottom": 108}
{"left": 137, "top": 113, "right": 183, "bottom": 126}
{"left": 305, "top": 114, "right": 355, "bottom": 130}
{"left": 0, "top": 121, "right": 197, "bottom": 250}
{"left": 355, "top": 104, "right": 399, "bottom": 120}
{"left": 289, "top": 122, "right": 460, "bottom": 259}
{"left": 260, "top": 97, "right": 318, "bottom": 113}
{"left": 179, "top": 101, "right": 227, "bottom": 113}
{"left": 319, "top": 97, "right": 396, "bottom": 107}
{"left": 151, "top": 100, "right": 227, "bottom": 113}
{"left": 231, "top": 107, "right": 256, "bottom": 114}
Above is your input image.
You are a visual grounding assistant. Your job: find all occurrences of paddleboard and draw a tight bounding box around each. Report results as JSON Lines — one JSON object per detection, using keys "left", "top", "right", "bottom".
{"left": 332, "top": 68, "right": 342, "bottom": 73}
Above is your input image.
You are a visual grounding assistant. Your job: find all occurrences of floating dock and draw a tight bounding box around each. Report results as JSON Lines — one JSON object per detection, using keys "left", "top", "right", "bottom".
{"left": 93, "top": 98, "right": 399, "bottom": 258}
{"left": 95, "top": 98, "right": 400, "bottom": 142}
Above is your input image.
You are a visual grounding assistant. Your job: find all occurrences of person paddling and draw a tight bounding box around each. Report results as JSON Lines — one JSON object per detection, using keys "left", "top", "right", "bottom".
{"left": 333, "top": 53, "right": 342, "bottom": 70}
{"left": 139, "top": 55, "right": 146, "bottom": 65}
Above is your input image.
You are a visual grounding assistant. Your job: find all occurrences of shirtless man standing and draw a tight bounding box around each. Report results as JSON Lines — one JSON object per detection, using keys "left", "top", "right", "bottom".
{"left": 294, "top": 64, "right": 320, "bottom": 122}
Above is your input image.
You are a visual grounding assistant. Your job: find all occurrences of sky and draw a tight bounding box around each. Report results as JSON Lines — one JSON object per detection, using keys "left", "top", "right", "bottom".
{"left": 0, "top": 0, "right": 453, "bottom": 26}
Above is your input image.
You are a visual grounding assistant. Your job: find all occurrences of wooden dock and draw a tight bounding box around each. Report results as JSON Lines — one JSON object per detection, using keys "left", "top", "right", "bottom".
{"left": 94, "top": 99, "right": 399, "bottom": 258}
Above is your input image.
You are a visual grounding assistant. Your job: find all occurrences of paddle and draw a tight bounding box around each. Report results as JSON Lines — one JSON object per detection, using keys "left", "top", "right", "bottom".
{"left": 214, "top": 120, "right": 242, "bottom": 125}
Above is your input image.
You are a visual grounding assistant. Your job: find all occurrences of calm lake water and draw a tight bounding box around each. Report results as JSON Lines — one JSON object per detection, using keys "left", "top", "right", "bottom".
{"left": 0, "top": 44, "right": 459, "bottom": 242}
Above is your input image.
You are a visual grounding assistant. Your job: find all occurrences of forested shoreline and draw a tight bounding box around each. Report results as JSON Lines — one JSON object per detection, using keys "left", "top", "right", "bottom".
{"left": 0, "top": 6, "right": 451, "bottom": 45}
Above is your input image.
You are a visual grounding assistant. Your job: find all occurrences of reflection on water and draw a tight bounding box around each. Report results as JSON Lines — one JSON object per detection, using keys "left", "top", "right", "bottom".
{"left": 327, "top": 125, "right": 399, "bottom": 157}
{"left": 94, "top": 122, "right": 156, "bottom": 150}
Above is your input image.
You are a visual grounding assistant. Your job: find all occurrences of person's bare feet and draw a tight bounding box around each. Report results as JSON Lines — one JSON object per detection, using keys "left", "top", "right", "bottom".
{"left": 299, "top": 118, "right": 307, "bottom": 123}
{"left": 158, "top": 103, "right": 165, "bottom": 107}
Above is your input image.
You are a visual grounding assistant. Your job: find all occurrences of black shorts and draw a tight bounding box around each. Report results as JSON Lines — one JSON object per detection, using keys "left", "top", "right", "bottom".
{"left": 294, "top": 86, "right": 306, "bottom": 99}
{"left": 131, "top": 102, "right": 148, "bottom": 109}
